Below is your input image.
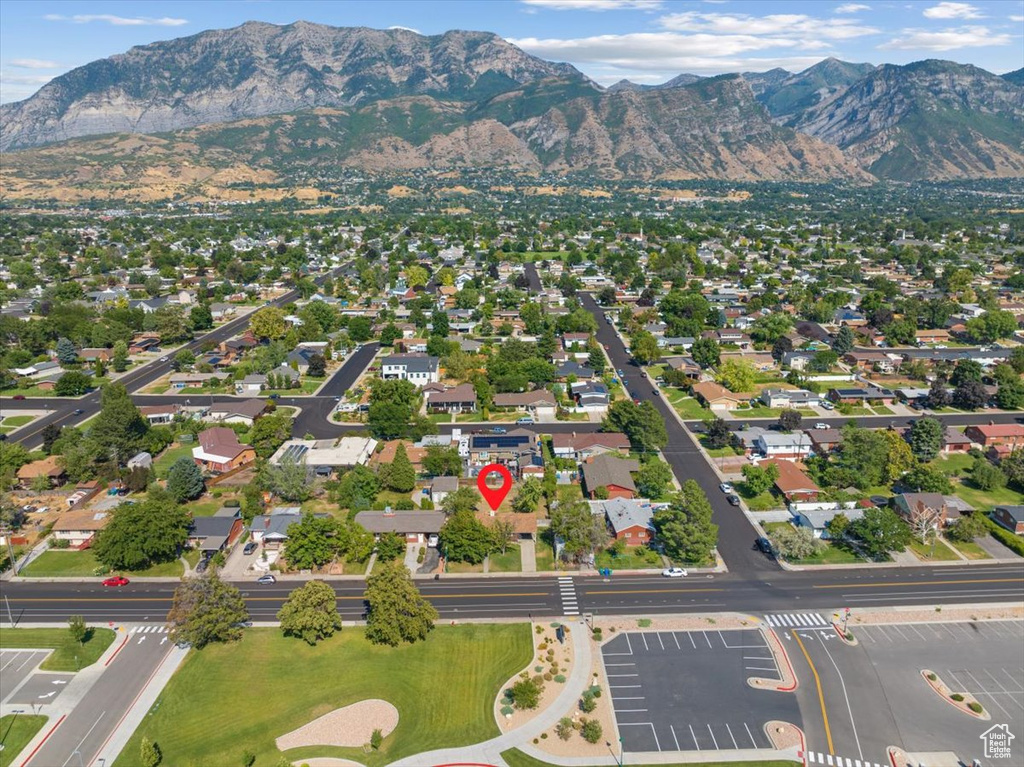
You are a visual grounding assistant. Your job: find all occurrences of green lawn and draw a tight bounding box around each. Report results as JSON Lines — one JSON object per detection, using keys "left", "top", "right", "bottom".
{"left": 595, "top": 546, "right": 662, "bottom": 570}
{"left": 0, "top": 627, "right": 116, "bottom": 671}
{"left": 1, "top": 415, "right": 35, "bottom": 428}
{"left": 184, "top": 497, "right": 229, "bottom": 517}
{"left": 20, "top": 550, "right": 183, "bottom": 578}
{"left": 446, "top": 559, "right": 485, "bottom": 573}
{"left": 114, "top": 625, "right": 532, "bottom": 767}
{"left": 762, "top": 523, "right": 864, "bottom": 565}
{"left": 153, "top": 442, "right": 196, "bottom": 479}
{"left": 0, "top": 715, "right": 48, "bottom": 767}
{"left": 534, "top": 536, "right": 556, "bottom": 571}
{"left": 907, "top": 537, "right": 960, "bottom": 562}
{"left": 501, "top": 749, "right": 798, "bottom": 767}
{"left": 0, "top": 385, "right": 66, "bottom": 397}
{"left": 488, "top": 545, "right": 522, "bottom": 572}
{"left": 872, "top": 405, "right": 895, "bottom": 415}
{"left": 931, "top": 454, "right": 975, "bottom": 476}
{"left": 944, "top": 537, "right": 992, "bottom": 560}
{"left": 738, "top": 484, "right": 783, "bottom": 511}
{"left": 664, "top": 390, "right": 711, "bottom": 420}
{"left": 951, "top": 480, "right": 1024, "bottom": 512}
{"left": 262, "top": 379, "right": 320, "bottom": 395}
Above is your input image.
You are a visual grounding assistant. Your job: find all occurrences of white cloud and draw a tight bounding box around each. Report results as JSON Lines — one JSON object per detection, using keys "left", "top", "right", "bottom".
{"left": 880, "top": 25, "right": 1010, "bottom": 50}
{"left": 9, "top": 58, "right": 58, "bottom": 69}
{"left": 659, "top": 11, "right": 878, "bottom": 39}
{"left": 922, "top": 2, "right": 984, "bottom": 19}
{"left": 1010, "top": 15, "right": 1024, "bottom": 22}
{"left": 43, "top": 14, "right": 188, "bottom": 27}
{"left": 1, "top": 73, "right": 57, "bottom": 85}
{"left": 520, "top": 0, "right": 663, "bottom": 9}
{"left": 835, "top": 3, "right": 871, "bottom": 13}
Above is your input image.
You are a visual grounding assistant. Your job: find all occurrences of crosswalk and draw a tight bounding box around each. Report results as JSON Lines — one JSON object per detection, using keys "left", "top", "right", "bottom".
{"left": 764, "top": 613, "right": 831, "bottom": 628}
{"left": 129, "top": 625, "right": 169, "bottom": 634}
{"left": 802, "top": 750, "right": 886, "bottom": 767}
{"left": 558, "top": 576, "right": 579, "bottom": 616}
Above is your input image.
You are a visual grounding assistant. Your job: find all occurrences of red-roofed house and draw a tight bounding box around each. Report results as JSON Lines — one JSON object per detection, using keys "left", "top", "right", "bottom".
{"left": 964, "top": 424, "right": 1024, "bottom": 449}
{"left": 763, "top": 459, "right": 820, "bottom": 503}
{"left": 192, "top": 428, "right": 255, "bottom": 474}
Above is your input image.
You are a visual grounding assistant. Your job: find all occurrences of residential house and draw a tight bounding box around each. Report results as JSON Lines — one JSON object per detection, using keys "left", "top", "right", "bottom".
{"left": 371, "top": 440, "right": 426, "bottom": 473}
{"left": 893, "top": 493, "right": 961, "bottom": 528}
{"left": 235, "top": 374, "right": 267, "bottom": 396}
{"left": 354, "top": 510, "right": 445, "bottom": 545}
{"left": 992, "top": 506, "right": 1024, "bottom": 535}
{"left": 430, "top": 476, "right": 460, "bottom": 507}
{"left": 51, "top": 508, "right": 109, "bottom": 548}
{"left": 426, "top": 383, "right": 477, "bottom": 413}
{"left": 249, "top": 508, "right": 327, "bottom": 547}
{"left": 842, "top": 351, "right": 897, "bottom": 373}
{"left": 827, "top": 386, "right": 896, "bottom": 406}
{"left": 590, "top": 498, "right": 666, "bottom": 546}
{"left": 209, "top": 303, "right": 236, "bottom": 321}
{"left": 192, "top": 428, "right": 256, "bottom": 474}
{"left": 964, "top": 424, "right": 1024, "bottom": 450}
{"left": 755, "top": 432, "right": 814, "bottom": 460}
{"left": 475, "top": 511, "right": 537, "bottom": 541}
{"left": 571, "top": 381, "right": 610, "bottom": 411}
{"left": 381, "top": 354, "right": 440, "bottom": 386}
{"left": 129, "top": 334, "right": 161, "bottom": 354}
{"left": 138, "top": 404, "right": 181, "bottom": 424}
{"left": 467, "top": 429, "right": 542, "bottom": 475}
{"left": 556, "top": 361, "right": 595, "bottom": 381}
{"left": 805, "top": 428, "right": 842, "bottom": 454}
{"left": 664, "top": 356, "right": 702, "bottom": 380}
{"left": 127, "top": 452, "right": 153, "bottom": 470}
{"left": 763, "top": 459, "right": 820, "bottom": 502}
{"left": 691, "top": 381, "right": 750, "bottom": 410}
{"left": 759, "top": 388, "right": 821, "bottom": 409}
{"left": 791, "top": 503, "right": 865, "bottom": 539}
{"left": 551, "top": 432, "right": 631, "bottom": 462}
{"left": 169, "top": 372, "right": 219, "bottom": 390}
{"left": 17, "top": 456, "right": 66, "bottom": 489}
{"left": 187, "top": 508, "right": 245, "bottom": 555}
{"left": 272, "top": 437, "right": 378, "bottom": 474}
{"left": 79, "top": 348, "right": 113, "bottom": 363}
{"left": 582, "top": 454, "right": 640, "bottom": 500}
{"left": 493, "top": 390, "right": 557, "bottom": 417}
{"left": 208, "top": 399, "right": 267, "bottom": 427}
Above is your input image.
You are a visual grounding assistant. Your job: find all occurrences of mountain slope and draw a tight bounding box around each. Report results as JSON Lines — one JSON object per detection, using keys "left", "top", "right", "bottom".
{"left": 791, "top": 60, "right": 1024, "bottom": 180}
{"left": 0, "top": 21, "right": 588, "bottom": 151}
{"left": 753, "top": 58, "right": 877, "bottom": 123}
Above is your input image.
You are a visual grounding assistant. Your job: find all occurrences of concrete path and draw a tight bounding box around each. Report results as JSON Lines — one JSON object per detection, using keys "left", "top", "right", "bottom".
{"left": 520, "top": 539, "right": 537, "bottom": 573}
{"left": 389, "top": 617, "right": 592, "bottom": 767}
{"left": 403, "top": 544, "right": 419, "bottom": 573}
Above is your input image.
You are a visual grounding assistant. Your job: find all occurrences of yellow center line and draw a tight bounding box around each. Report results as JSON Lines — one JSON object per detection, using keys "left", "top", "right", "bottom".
{"left": 813, "top": 578, "right": 1023, "bottom": 589}
{"left": 581, "top": 588, "right": 724, "bottom": 595}
{"left": 793, "top": 631, "right": 834, "bottom": 755}
{"left": 5, "top": 591, "right": 550, "bottom": 603}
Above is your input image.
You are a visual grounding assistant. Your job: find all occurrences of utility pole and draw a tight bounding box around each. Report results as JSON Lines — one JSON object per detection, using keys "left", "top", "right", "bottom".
{"left": 4, "top": 593, "right": 13, "bottom": 627}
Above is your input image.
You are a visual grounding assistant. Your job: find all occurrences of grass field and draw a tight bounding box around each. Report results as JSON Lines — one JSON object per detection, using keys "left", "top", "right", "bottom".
{"left": 931, "top": 453, "right": 975, "bottom": 476}
{"left": 907, "top": 537, "right": 960, "bottom": 562}
{"left": 664, "top": 390, "right": 710, "bottom": 420}
{"left": 1, "top": 415, "right": 35, "bottom": 428}
{"left": 0, "top": 627, "right": 116, "bottom": 671}
{"left": 534, "top": 536, "right": 556, "bottom": 571}
{"left": 595, "top": 546, "right": 662, "bottom": 570}
{"left": 488, "top": 544, "right": 522, "bottom": 572}
{"left": 153, "top": 442, "right": 196, "bottom": 479}
{"left": 20, "top": 550, "right": 183, "bottom": 578}
{"left": 945, "top": 537, "right": 992, "bottom": 560}
{"left": 738, "top": 485, "right": 782, "bottom": 511}
{"left": 762, "top": 523, "right": 864, "bottom": 565}
{"left": 501, "top": 749, "right": 799, "bottom": 767}
{"left": 951, "top": 480, "right": 1024, "bottom": 512}
{"left": 0, "top": 715, "right": 48, "bottom": 767}
{"left": 114, "top": 625, "right": 532, "bottom": 767}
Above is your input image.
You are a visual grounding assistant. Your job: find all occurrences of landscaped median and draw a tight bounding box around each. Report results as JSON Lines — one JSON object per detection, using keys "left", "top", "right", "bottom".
{"left": 0, "top": 626, "right": 116, "bottom": 671}
{"left": 112, "top": 624, "right": 532, "bottom": 767}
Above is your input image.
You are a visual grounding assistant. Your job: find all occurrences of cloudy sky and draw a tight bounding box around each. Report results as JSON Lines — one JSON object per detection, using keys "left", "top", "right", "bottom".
{"left": 1, "top": 0, "right": 1022, "bottom": 102}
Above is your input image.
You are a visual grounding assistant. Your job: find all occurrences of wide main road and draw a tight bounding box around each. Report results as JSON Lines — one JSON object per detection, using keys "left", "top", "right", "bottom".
{"left": 2, "top": 564, "right": 1021, "bottom": 624}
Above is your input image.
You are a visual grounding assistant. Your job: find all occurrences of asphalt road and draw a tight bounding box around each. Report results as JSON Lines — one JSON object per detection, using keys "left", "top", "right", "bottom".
{"left": 3, "top": 563, "right": 1021, "bottom": 624}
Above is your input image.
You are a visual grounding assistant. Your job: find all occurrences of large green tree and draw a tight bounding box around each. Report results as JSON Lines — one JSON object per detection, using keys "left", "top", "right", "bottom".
{"left": 284, "top": 513, "right": 338, "bottom": 571}
{"left": 166, "top": 457, "right": 205, "bottom": 503}
{"left": 364, "top": 561, "right": 439, "bottom": 646}
{"left": 93, "top": 493, "right": 190, "bottom": 571}
{"left": 250, "top": 307, "right": 287, "bottom": 340}
{"left": 247, "top": 413, "right": 292, "bottom": 459}
{"left": 167, "top": 571, "right": 249, "bottom": 649}
{"left": 441, "top": 509, "right": 494, "bottom": 564}
{"left": 549, "top": 493, "right": 607, "bottom": 563}
{"left": 90, "top": 382, "right": 149, "bottom": 466}
{"left": 603, "top": 400, "right": 667, "bottom": 453}
{"left": 277, "top": 580, "right": 342, "bottom": 645}
{"left": 652, "top": 480, "right": 718, "bottom": 564}
{"left": 908, "top": 417, "right": 943, "bottom": 462}
{"left": 848, "top": 507, "right": 912, "bottom": 559}
{"left": 383, "top": 442, "right": 416, "bottom": 492}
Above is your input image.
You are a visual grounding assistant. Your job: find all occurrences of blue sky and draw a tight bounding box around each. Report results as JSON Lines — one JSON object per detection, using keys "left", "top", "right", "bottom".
{"left": 2, "top": 0, "right": 1022, "bottom": 103}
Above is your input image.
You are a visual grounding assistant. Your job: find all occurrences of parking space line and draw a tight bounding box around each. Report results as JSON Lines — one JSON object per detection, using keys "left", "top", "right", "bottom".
{"left": 689, "top": 724, "right": 700, "bottom": 750}
{"left": 707, "top": 723, "right": 719, "bottom": 749}
{"left": 874, "top": 625, "right": 893, "bottom": 641}
{"left": 744, "top": 722, "right": 757, "bottom": 748}
{"left": 607, "top": 673, "right": 639, "bottom": 677}
{"left": 905, "top": 624, "right": 927, "bottom": 641}
{"left": 702, "top": 630, "right": 712, "bottom": 648}
{"left": 616, "top": 708, "right": 649, "bottom": 713}
{"left": 656, "top": 633, "right": 665, "bottom": 650}
{"left": 687, "top": 632, "right": 696, "bottom": 649}
{"left": 651, "top": 723, "right": 662, "bottom": 751}
{"left": 641, "top": 633, "right": 649, "bottom": 651}
{"left": 626, "top": 634, "right": 634, "bottom": 655}
{"left": 889, "top": 624, "right": 910, "bottom": 640}
{"left": 962, "top": 669, "right": 1014, "bottom": 719}
{"left": 671, "top": 632, "right": 681, "bottom": 650}
{"left": 616, "top": 696, "right": 645, "bottom": 700}
{"left": 670, "top": 724, "right": 681, "bottom": 750}
{"left": 610, "top": 684, "right": 642, "bottom": 688}
{"left": 983, "top": 669, "right": 1024, "bottom": 712}
{"left": 605, "top": 662, "right": 636, "bottom": 667}
{"left": 725, "top": 722, "right": 739, "bottom": 749}
{"left": 745, "top": 666, "right": 778, "bottom": 672}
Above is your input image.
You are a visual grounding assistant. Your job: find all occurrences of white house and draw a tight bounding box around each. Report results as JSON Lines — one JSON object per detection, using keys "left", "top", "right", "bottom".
{"left": 381, "top": 354, "right": 440, "bottom": 386}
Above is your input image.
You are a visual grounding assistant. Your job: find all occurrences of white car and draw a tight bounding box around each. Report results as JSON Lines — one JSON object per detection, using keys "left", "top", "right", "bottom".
{"left": 159, "top": 356, "right": 169, "bottom": 362}
{"left": 662, "top": 567, "right": 688, "bottom": 578}
{"left": 820, "top": 401, "right": 835, "bottom": 410}
{"left": 815, "top": 423, "right": 829, "bottom": 430}
{"left": 719, "top": 483, "right": 733, "bottom": 493}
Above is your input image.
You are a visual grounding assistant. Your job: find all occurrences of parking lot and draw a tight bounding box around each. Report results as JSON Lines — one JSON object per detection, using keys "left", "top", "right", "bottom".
{"left": 601, "top": 629, "right": 800, "bottom": 753}
{"left": 0, "top": 649, "right": 51, "bottom": 701}
{"left": 7, "top": 671, "right": 75, "bottom": 705}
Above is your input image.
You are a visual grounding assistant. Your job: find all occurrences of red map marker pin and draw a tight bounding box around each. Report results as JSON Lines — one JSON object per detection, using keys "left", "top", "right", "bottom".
{"left": 477, "top": 463, "right": 513, "bottom": 511}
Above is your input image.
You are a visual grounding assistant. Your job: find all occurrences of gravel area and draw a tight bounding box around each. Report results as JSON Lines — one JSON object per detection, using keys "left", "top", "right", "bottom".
{"left": 495, "top": 623, "right": 575, "bottom": 732}
{"left": 847, "top": 604, "right": 1023, "bottom": 627}
{"left": 534, "top": 645, "right": 617, "bottom": 758}
{"left": 765, "top": 720, "right": 803, "bottom": 751}
{"left": 275, "top": 699, "right": 399, "bottom": 750}
{"left": 594, "top": 612, "right": 758, "bottom": 635}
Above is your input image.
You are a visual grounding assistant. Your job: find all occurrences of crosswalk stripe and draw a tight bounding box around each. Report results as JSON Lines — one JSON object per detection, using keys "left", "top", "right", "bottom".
{"left": 766, "top": 615, "right": 777, "bottom": 626}
{"left": 807, "top": 751, "right": 816, "bottom": 763}
{"left": 826, "top": 755, "right": 833, "bottom": 766}
{"left": 855, "top": 761, "right": 861, "bottom": 767}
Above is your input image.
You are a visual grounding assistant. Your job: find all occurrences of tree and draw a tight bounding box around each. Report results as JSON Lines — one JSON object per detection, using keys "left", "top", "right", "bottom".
{"left": 778, "top": 409, "right": 802, "bottom": 432}
{"left": 953, "top": 380, "right": 988, "bottom": 410}
{"left": 363, "top": 560, "right": 438, "bottom": 646}
{"left": 771, "top": 335, "right": 794, "bottom": 362}
{"left": 56, "top": 337, "right": 77, "bottom": 366}
{"left": 68, "top": 614, "right": 88, "bottom": 645}
{"left": 54, "top": 370, "right": 93, "bottom": 396}
{"left": 93, "top": 494, "right": 190, "bottom": 571}
{"left": 441, "top": 509, "right": 494, "bottom": 564}
{"left": 691, "top": 338, "right": 720, "bottom": 369}
{"left": 970, "top": 458, "right": 1006, "bottom": 491}
{"left": 742, "top": 463, "right": 779, "bottom": 496}
{"left": 883, "top": 429, "right": 915, "bottom": 482}
{"left": 512, "top": 477, "right": 544, "bottom": 513}
{"left": 90, "top": 382, "right": 148, "bottom": 466}
{"left": 423, "top": 445, "right": 462, "bottom": 476}
{"left": 909, "top": 417, "right": 943, "bottom": 461}
{"left": 379, "top": 323, "right": 402, "bottom": 346}
{"left": 997, "top": 378, "right": 1024, "bottom": 410}
{"left": 832, "top": 325, "right": 855, "bottom": 355}
{"left": 651, "top": 480, "right": 718, "bottom": 564}
{"left": 173, "top": 349, "right": 195, "bottom": 371}
{"left": 368, "top": 401, "right": 411, "bottom": 440}
{"left": 140, "top": 737, "right": 162, "bottom": 767}
{"left": 826, "top": 512, "right": 850, "bottom": 540}
{"left": 249, "top": 306, "right": 287, "bottom": 340}
{"left": 508, "top": 674, "right": 543, "bottom": 710}
{"left": 348, "top": 316, "right": 373, "bottom": 342}
{"left": 550, "top": 494, "right": 607, "bottom": 563}
{"left": 284, "top": 513, "right": 338, "bottom": 571}
{"left": 430, "top": 311, "right": 450, "bottom": 338}
{"left": 903, "top": 464, "right": 952, "bottom": 493}
{"left": 1010, "top": 346, "right": 1024, "bottom": 374}
{"left": 41, "top": 423, "right": 63, "bottom": 454}
{"left": 306, "top": 353, "right": 326, "bottom": 378}
{"left": 603, "top": 400, "right": 667, "bottom": 452}
{"left": 166, "top": 456, "right": 205, "bottom": 502}
{"left": 966, "top": 309, "right": 1017, "bottom": 344}
{"left": 950, "top": 359, "right": 983, "bottom": 386}
{"left": 167, "top": 570, "right": 249, "bottom": 649}
{"left": 111, "top": 340, "right": 129, "bottom": 372}
{"left": 704, "top": 418, "right": 732, "bottom": 450}
{"left": 905, "top": 500, "right": 943, "bottom": 545}
{"left": 925, "top": 377, "right": 951, "bottom": 409}
{"left": 384, "top": 443, "right": 416, "bottom": 492}
{"left": 717, "top": 359, "right": 755, "bottom": 393}
{"left": 630, "top": 331, "right": 661, "bottom": 365}
{"left": 596, "top": 286, "right": 617, "bottom": 305}
{"left": 491, "top": 517, "right": 517, "bottom": 554}
{"left": 771, "top": 526, "right": 819, "bottom": 560}
{"left": 376, "top": 531, "right": 406, "bottom": 562}
{"left": 333, "top": 465, "right": 380, "bottom": 510}
{"left": 635, "top": 460, "right": 673, "bottom": 498}
{"left": 265, "top": 454, "right": 312, "bottom": 502}
{"left": 248, "top": 413, "right": 292, "bottom": 459}
{"left": 808, "top": 350, "right": 839, "bottom": 373}
{"left": 751, "top": 313, "right": 793, "bottom": 345}
{"left": 277, "top": 580, "right": 342, "bottom": 645}
{"left": 848, "top": 507, "right": 912, "bottom": 559}
{"left": 190, "top": 303, "right": 213, "bottom": 331}
{"left": 947, "top": 512, "right": 988, "bottom": 543}
{"left": 834, "top": 426, "right": 889, "bottom": 489}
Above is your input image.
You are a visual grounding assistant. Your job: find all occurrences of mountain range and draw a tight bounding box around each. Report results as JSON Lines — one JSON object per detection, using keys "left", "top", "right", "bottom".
{"left": 1, "top": 20, "right": 1023, "bottom": 194}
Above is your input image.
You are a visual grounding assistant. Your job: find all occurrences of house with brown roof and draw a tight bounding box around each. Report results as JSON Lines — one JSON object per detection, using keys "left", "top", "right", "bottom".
{"left": 582, "top": 454, "right": 641, "bottom": 500}
{"left": 52, "top": 508, "right": 109, "bottom": 548}
{"left": 208, "top": 399, "right": 268, "bottom": 427}
{"left": 964, "top": 424, "right": 1024, "bottom": 449}
{"left": 475, "top": 511, "right": 538, "bottom": 541}
{"left": 805, "top": 428, "right": 842, "bottom": 454}
{"left": 492, "top": 390, "right": 557, "bottom": 413}
{"left": 354, "top": 510, "right": 445, "bottom": 545}
{"left": 551, "top": 432, "right": 631, "bottom": 462}
{"left": 691, "top": 381, "right": 749, "bottom": 410}
{"left": 17, "top": 456, "right": 66, "bottom": 489}
{"left": 426, "top": 383, "right": 477, "bottom": 413}
{"left": 191, "top": 428, "right": 256, "bottom": 474}
{"left": 763, "top": 459, "right": 819, "bottom": 502}
{"left": 371, "top": 440, "right": 427, "bottom": 473}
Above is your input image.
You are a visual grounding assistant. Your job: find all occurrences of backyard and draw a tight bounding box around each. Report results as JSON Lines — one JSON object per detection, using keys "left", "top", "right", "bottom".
{"left": 0, "top": 627, "right": 116, "bottom": 671}
{"left": 113, "top": 624, "right": 532, "bottom": 767}
{"left": 762, "top": 522, "right": 865, "bottom": 565}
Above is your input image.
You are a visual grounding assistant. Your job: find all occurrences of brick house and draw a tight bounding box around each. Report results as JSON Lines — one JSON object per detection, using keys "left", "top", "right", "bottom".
{"left": 763, "top": 459, "right": 820, "bottom": 503}
{"left": 192, "top": 428, "right": 256, "bottom": 474}
{"left": 590, "top": 498, "right": 663, "bottom": 546}
{"left": 964, "top": 424, "right": 1024, "bottom": 450}
{"left": 992, "top": 506, "right": 1024, "bottom": 535}
{"left": 581, "top": 454, "right": 640, "bottom": 499}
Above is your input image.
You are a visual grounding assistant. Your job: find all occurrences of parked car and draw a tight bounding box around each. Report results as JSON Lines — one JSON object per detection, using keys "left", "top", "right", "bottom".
{"left": 12, "top": 394, "right": 25, "bottom": 400}
{"left": 820, "top": 401, "right": 835, "bottom": 410}
{"left": 814, "top": 423, "right": 829, "bottom": 430}
{"left": 159, "top": 356, "right": 168, "bottom": 362}
{"left": 491, "top": 427, "right": 507, "bottom": 434}
{"left": 256, "top": 573, "right": 276, "bottom": 584}
{"left": 195, "top": 558, "right": 209, "bottom": 574}
{"left": 662, "top": 567, "right": 688, "bottom": 578}
{"left": 427, "top": 534, "right": 439, "bottom": 548}
{"left": 870, "top": 495, "right": 891, "bottom": 508}
{"left": 726, "top": 494, "right": 741, "bottom": 506}
{"left": 102, "top": 576, "right": 130, "bottom": 587}
{"left": 755, "top": 537, "right": 774, "bottom": 556}
{"left": 718, "top": 483, "right": 733, "bottom": 493}
{"left": 243, "top": 542, "right": 258, "bottom": 555}
{"left": 268, "top": 393, "right": 280, "bottom": 400}
{"left": 516, "top": 417, "right": 534, "bottom": 424}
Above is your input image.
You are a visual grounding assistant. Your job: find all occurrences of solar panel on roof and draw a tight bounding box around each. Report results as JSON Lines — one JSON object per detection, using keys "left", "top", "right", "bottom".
{"left": 282, "top": 444, "right": 309, "bottom": 462}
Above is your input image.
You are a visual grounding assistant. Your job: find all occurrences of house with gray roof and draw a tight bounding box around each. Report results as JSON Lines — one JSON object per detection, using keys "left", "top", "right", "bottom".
{"left": 353, "top": 510, "right": 445, "bottom": 544}
{"left": 589, "top": 498, "right": 668, "bottom": 546}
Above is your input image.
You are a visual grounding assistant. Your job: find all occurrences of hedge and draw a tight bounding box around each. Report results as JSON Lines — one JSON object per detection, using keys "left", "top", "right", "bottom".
{"left": 982, "top": 515, "right": 1024, "bottom": 556}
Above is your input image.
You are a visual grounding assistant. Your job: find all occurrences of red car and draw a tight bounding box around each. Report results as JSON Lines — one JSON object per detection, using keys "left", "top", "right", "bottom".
{"left": 12, "top": 395, "right": 26, "bottom": 400}
{"left": 102, "top": 575, "right": 130, "bottom": 587}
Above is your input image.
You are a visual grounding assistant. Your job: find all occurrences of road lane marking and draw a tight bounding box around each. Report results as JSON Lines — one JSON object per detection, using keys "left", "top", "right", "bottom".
{"left": 814, "top": 577, "right": 1024, "bottom": 589}
{"left": 794, "top": 631, "right": 834, "bottom": 755}
{"left": 818, "top": 626, "right": 864, "bottom": 760}
{"left": 61, "top": 711, "right": 106, "bottom": 767}
{"left": 580, "top": 587, "right": 724, "bottom": 595}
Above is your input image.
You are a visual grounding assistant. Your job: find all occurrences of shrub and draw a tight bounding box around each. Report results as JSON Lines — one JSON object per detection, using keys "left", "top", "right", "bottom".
{"left": 535, "top": 665, "right": 544, "bottom": 673}
{"left": 638, "top": 618, "right": 652, "bottom": 627}
{"left": 501, "top": 705, "right": 514, "bottom": 716}
{"left": 509, "top": 674, "right": 543, "bottom": 710}
{"left": 51, "top": 538, "right": 71, "bottom": 549}
{"left": 538, "top": 642, "right": 548, "bottom": 650}
{"left": 370, "top": 728, "right": 383, "bottom": 750}
{"left": 592, "top": 631, "right": 602, "bottom": 641}
{"left": 556, "top": 717, "right": 574, "bottom": 740}
{"left": 535, "top": 625, "right": 544, "bottom": 634}
{"left": 588, "top": 685, "right": 602, "bottom": 698}
{"left": 968, "top": 702, "right": 983, "bottom": 713}
{"left": 580, "top": 692, "right": 597, "bottom": 713}
{"left": 242, "top": 750, "right": 256, "bottom": 767}
{"left": 540, "top": 733, "right": 547, "bottom": 739}
{"left": 927, "top": 672, "right": 937, "bottom": 681}
{"left": 543, "top": 672, "right": 553, "bottom": 681}
{"left": 554, "top": 674, "right": 566, "bottom": 683}
{"left": 951, "top": 693, "right": 965, "bottom": 702}
{"left": 581, "top": 718, "right": 603, "bottom": 743}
